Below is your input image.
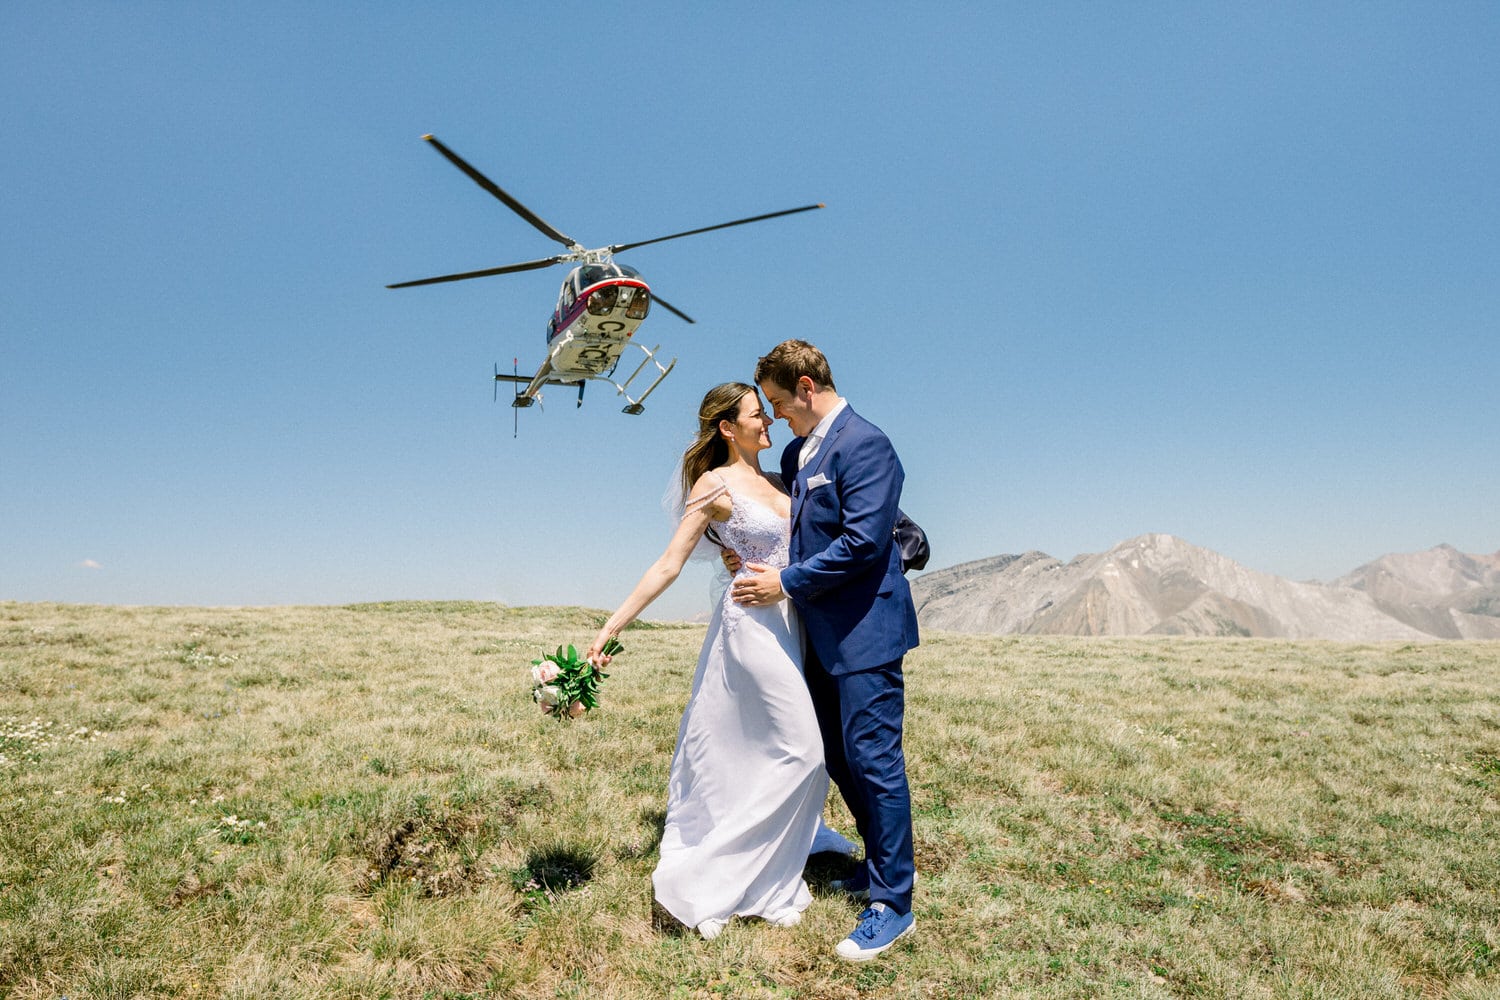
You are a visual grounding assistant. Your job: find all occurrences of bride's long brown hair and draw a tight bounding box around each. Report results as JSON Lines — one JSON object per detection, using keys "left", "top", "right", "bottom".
{"left": 680, "top": 382, "right": 756, "bottom": 501}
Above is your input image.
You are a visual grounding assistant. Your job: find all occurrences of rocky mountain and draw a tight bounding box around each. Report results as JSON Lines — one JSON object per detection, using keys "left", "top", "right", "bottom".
{"left": 1334, "top": 545, "right": 1500, "bottom": 640}
{"left": 910, "top": 534, "right": 1500, "bottom": 641}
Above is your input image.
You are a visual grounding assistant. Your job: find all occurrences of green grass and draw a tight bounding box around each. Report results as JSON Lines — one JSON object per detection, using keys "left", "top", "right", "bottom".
{"left": 1, "top": 602, "right": 1497, "bottom": 998}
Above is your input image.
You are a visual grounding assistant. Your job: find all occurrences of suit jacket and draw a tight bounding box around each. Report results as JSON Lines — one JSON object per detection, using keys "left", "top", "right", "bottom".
{"left": 779, "top": 406, "right": 920, "bottom": 675}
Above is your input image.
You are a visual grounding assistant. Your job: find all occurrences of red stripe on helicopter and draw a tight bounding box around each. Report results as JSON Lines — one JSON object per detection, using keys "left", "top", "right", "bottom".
{"left": 552, "top": 277, "right": 650, "bottom": 339}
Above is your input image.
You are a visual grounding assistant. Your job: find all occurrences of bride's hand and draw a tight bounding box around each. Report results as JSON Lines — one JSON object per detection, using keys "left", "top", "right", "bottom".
{"left": 586, "top": 629, "right": 616, "bottom": 666}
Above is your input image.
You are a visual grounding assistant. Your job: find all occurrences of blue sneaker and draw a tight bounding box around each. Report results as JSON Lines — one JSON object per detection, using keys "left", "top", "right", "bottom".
{"left": 835, "top": 902, "right": 915, "bottom": 961}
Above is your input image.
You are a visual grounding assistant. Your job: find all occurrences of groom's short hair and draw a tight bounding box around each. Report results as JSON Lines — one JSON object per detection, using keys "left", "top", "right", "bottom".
{"left": 755, "top": 340, "right": 836, "bottom": 394}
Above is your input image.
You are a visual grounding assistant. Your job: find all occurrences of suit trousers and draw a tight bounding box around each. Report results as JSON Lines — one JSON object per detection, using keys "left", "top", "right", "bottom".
{"left": 804, "top": 647, "right": 915, "bottom": 914}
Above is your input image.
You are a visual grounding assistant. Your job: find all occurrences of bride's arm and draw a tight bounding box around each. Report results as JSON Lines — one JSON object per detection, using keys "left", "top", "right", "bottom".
{"left": 587, "top": 492, "right": 723, "bottom": 661}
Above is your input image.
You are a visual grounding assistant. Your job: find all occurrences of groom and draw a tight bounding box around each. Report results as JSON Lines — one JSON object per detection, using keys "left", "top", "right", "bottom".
{"left": 731, "top": 339, "right": 920, "bottom": 962}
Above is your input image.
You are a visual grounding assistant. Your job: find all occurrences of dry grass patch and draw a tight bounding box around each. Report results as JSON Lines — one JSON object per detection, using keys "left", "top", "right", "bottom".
{"left": 1, "top": 603, "right": 1497, "bottom": 998}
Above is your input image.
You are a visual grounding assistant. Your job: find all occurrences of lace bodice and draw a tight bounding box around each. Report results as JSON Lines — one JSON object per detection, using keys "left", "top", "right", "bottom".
{"left": 717, "top": 493, "right": 790, "bottom": 571}
{"left": 687, "top": 475, "right": 790, "bottom": 572}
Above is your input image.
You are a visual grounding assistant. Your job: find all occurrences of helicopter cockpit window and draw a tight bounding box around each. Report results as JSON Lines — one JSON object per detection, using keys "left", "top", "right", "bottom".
{"left": 587, "top": 284, "right": 619, "bottom": 315}
{"left": 578, "top": 264, "right": 613, "bottom": 288}
{"left": 625, "top": 288, "right": 649, "bottom": 320}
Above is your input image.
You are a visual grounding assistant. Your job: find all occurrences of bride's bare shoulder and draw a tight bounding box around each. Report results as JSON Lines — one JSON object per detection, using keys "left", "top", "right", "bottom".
{"left": 685, "top": 471, "right": 733, "bottom": 520}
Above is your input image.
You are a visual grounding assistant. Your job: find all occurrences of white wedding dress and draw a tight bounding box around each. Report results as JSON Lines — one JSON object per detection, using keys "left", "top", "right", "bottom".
{"left": 653, "top": 478, "right": 829, "bottom": 932}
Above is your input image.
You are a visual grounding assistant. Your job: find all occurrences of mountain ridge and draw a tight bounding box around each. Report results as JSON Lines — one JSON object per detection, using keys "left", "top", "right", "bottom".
{"left": 910, "top": 535, "right": 1500, "bottom": 641}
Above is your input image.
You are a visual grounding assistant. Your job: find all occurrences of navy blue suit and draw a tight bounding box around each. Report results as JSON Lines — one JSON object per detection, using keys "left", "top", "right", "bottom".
{"left": 780, "top": 405, "right": 918, "bottom": 913}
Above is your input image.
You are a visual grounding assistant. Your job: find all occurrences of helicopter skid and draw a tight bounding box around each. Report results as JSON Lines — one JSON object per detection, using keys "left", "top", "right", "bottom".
{"left": 614, "top": 343, "right": 676, "bottom": 415}
{"left": 494, "top": 342, "right": 674, "bottom": 415}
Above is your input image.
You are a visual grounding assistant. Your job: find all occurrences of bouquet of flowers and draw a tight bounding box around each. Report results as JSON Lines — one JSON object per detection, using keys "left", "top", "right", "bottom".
{"left": 530, "top": 638, "right": 621, "bottom": 720}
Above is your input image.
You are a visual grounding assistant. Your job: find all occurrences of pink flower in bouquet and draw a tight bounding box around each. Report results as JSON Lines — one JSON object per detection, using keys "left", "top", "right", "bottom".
{"left": 527, "top": 639, "right": 621, "bottom": 721}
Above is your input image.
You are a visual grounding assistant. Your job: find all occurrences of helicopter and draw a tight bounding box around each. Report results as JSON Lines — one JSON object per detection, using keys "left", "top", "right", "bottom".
{"left": 387, "top": 135, "right": 823, "bottom": 415}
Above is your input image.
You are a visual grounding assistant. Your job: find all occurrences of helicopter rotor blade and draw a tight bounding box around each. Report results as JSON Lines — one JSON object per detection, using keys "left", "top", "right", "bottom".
{"left": 650, "top": 294, "right": 696, "bottom": 324}
{"left": 386, "top": 254, "right": 567, "bottom": 289}
{"left": 421, "top": 134, "right": 581, "bottom": 250}
{"left": 608, "top": 203, "right": 824, "bottom": 255}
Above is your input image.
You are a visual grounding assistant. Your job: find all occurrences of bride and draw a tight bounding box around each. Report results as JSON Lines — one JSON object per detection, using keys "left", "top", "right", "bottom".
{"left": 587, "top": 382, "right": 829, "bottom": 940}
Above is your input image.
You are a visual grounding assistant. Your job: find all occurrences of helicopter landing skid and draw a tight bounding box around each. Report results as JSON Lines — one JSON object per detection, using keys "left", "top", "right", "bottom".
{"left": 492, "top": 342, "right": 675, "bottom": 420}
{"left": 613, "top": 342, "right": 676, "bottom": 415}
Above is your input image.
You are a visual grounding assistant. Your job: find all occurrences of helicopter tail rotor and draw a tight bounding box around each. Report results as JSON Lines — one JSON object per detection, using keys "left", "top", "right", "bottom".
{"left": 496, "top": 359, "right": 533, "bottom": 436}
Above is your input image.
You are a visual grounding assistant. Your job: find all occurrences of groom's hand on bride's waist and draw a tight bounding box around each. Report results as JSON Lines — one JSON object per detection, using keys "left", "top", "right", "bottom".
{"left": 731, "top": 564, "right": 786, "bottom": 606}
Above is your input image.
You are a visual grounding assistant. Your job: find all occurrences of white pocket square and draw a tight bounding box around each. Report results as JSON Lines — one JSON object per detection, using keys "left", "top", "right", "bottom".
{"left": 806, "top": 473, "right": 832, "bottom": 489}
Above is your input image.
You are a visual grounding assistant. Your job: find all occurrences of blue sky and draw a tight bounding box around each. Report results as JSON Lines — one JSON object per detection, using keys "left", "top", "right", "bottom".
{"left": 3, "top": 3, "right": 1496, "bottom": 620}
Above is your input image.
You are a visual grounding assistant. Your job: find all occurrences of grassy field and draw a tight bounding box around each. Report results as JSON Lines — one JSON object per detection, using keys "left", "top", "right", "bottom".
{"left": 1, "top": 601, "right": 1497, "bottom": 999}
